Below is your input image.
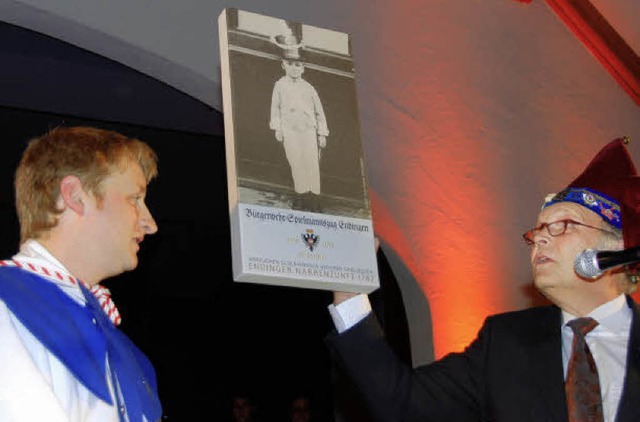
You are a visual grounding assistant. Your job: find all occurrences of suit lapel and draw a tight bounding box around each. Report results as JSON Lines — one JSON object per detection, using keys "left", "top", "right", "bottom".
{"left": 615, "top": 296, "right": 640, "bottom": 422}
{"left": 527, "top": 307, "right": 569, "bottom": 422}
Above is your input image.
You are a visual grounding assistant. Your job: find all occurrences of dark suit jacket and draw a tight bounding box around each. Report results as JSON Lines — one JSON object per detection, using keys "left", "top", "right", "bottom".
{"left": 326, "top": 296, "right": 640, "bottom": 422}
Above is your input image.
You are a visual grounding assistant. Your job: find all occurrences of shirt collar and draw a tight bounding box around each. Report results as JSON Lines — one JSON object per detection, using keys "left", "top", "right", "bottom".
{"left": 562, "top": 294, "right": 631, "bottom": 333}
{"left": 17, "top": 239, "right": 70, "bottom": 272}
{"left": 12, "top": 239, "right": 85, "bottom": 304}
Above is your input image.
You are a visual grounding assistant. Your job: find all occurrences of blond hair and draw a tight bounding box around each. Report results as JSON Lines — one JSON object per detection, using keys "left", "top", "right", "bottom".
{"left": 15, "top": 126, "right": 158, "bottom": 243}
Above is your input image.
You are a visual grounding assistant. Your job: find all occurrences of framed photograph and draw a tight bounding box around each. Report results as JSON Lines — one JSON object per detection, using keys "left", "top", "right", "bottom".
{"left": 219, "top": 7, "right": 379, "bottom": 293}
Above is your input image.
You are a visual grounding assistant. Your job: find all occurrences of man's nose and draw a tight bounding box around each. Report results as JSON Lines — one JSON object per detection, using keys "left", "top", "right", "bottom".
{"left": 140, "top": 203, "right": 158, "bottom": 235}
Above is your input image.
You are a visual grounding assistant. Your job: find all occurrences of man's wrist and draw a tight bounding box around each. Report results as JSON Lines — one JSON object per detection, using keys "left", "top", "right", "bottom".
{"left": 328, "top": 293, "right": 371, "bottom": 333}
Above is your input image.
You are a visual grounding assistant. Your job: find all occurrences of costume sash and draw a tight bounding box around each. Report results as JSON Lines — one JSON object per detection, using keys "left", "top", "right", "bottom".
{"left": 0, "top": 267, "right": 162, "bottom": 421}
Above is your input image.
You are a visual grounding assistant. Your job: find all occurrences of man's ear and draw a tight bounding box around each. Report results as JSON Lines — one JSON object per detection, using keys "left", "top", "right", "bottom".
{"left": 59, "top": 175, "right": 86, "bottom": 215}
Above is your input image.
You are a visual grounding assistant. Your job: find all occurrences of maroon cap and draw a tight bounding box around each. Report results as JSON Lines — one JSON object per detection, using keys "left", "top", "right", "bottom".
{"left": 553, "top": 137, "right": 640, "bottom": 249}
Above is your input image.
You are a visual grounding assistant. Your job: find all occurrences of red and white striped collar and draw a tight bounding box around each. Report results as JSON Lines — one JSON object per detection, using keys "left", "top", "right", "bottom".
{"left": 1, "top": 258, "right": 82, "bottom": 287}
{"left": 0, "top": 258, "right": 122, "bottom": 326}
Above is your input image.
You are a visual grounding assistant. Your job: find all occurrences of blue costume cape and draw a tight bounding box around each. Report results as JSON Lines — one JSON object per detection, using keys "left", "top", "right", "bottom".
{"left": 0, "top": 267, "right": 162, "bottom": 422}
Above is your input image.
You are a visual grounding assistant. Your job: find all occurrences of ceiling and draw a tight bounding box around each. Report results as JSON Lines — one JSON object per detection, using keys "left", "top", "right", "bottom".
{"left": 1, "top": 0, "right": 635, "bottom": 114}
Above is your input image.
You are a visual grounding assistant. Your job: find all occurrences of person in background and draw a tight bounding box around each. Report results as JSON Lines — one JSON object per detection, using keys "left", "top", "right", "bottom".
{"left": 287, "top": 393, "right": 312, "bottom": 422}
{"left": 229, "top": 390, "right": 259, "bottom": 422}
{"left": 286, "top": 391, "right": 313, "bottom": 422}
{"left": 270, "top": 24, "right": 329, "bottom": 213}
{"left": 326, "top": 137, "right": 640, "bottom": 421}
{"left": 0, "top": 126, "right": 162, "bottom": 421}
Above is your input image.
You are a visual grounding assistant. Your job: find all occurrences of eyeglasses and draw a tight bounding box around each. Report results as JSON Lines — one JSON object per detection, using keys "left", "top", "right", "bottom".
{"left": 522, "top": 219, "right": 613, "bottom": 245}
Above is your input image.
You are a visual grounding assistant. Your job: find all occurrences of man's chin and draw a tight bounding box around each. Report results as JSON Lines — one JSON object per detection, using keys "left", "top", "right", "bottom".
{"left": 533, "top": 275, "right": 555, "bottom": 292}
{"left": 123, "top": 256, "right": 139, "bottom": 272}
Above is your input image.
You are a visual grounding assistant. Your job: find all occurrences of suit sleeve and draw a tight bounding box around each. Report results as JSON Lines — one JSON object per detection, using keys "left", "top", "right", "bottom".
{"left": 326, "top": 313, "right": 486, "bottom": 422}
